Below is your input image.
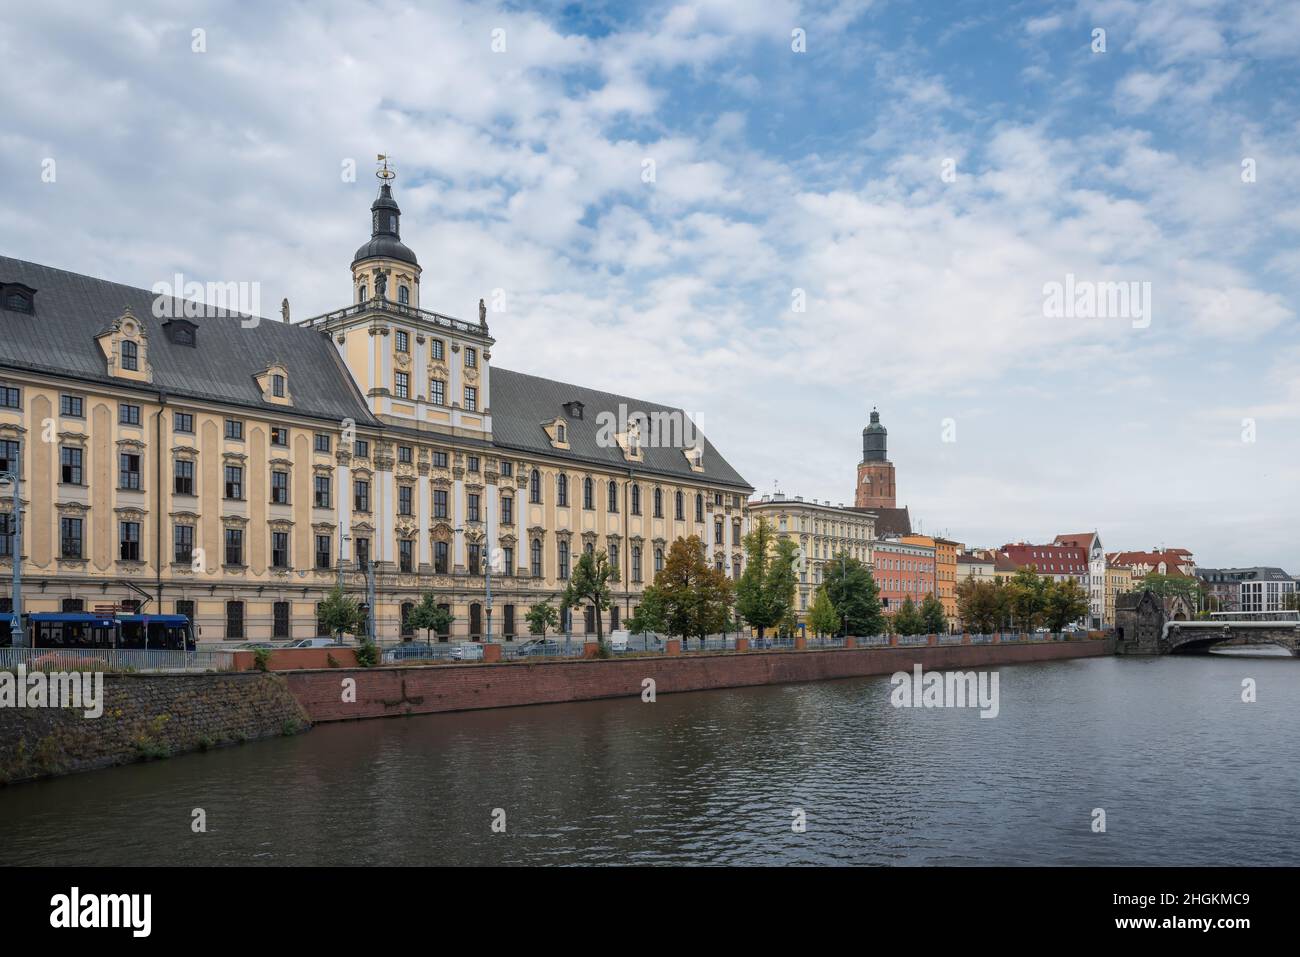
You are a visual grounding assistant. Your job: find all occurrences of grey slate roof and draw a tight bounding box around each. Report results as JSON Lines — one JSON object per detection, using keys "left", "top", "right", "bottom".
{"left": 0, "top": 256, "right": 377, "bottom": 426}
{"left": 490, "top": 367, "right": 751, "bottom": 490}
{"left": 849, "top": 505, "right": 912, "bottom": 537}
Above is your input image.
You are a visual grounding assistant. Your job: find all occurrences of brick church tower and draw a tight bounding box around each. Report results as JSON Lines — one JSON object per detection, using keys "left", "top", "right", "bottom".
{"left": 855, "top": 408, "right": 896, "bottom": 509}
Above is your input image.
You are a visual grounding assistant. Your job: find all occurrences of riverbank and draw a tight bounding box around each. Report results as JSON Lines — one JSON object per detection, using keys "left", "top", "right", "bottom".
{"left": 286, "top": 636, "right": 1114, "bottom": 722}
{"left": 0, "top": 672, "right": 309, "bottom": 785}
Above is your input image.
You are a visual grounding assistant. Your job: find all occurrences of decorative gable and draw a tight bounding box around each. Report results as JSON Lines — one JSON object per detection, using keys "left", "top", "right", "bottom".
{"left": 95, "top": 308, "right": 153, "bottom": 383}
{"left": 683, "top": 444, "right": 705, "bottom": 472}
{"left": 543, "top": 417, "right": 570, "bottom": 450}
{"left": 255, "top": 362, "right": 293, "bottom": 406}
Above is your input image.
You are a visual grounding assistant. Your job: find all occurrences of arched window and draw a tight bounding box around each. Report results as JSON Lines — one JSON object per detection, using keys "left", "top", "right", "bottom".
{"left": 121, "top": 340, "right": 139, "bottom": 372}
{"left": 583, "top": 477, "right": 593, "bottom": 509}
{"left": 558, "top": 540, "right": 570, "bottom": 580}
{"left": 530, "top": 469, "right": 541, "bottom": 504}
{"left": 631, "top": 484, "right": 641, "bottom": 515}
{"left": 557, "top": 423, "right": 566, "bottom": 443}
{"left": 653, "top": 487, "right": 663, "bottom": 518}
{"left": 695, "top": 493, "right": 704, "bottom": 522}
{"left": 557, "top": 474, "right": 568, "bottom": 507}
{"left": 530, "top": 538, "right": 542, "bottom": 578}
{"left": 608, "top": 479, "right": 618, "bottom": 512}
{"left": 358, "top": 284, "right": 367, "bottom": 302}
{"left": 674, "top": 490, "right": 684, "bottom": 520}
{"left": 398, "top": 284, "right": 409, "bottom": 305}
{"left": 654, "top": 548, "right": 664, "bottom": 574}
{"left": 632, "top": 546, "right": 642, "bottom": 582}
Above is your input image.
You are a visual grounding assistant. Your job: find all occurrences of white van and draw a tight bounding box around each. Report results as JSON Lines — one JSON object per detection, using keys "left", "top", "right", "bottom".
{"left": 450, "top": 641, "right": 484, "bottom": 661}
{"left": 607, "top": 631, "right": 630, "bottom": 652}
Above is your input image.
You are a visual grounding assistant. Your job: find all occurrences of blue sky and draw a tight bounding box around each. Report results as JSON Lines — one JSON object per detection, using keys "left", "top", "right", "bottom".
{"left": 2, "top": 0, "right": 1297, "bottom": 567}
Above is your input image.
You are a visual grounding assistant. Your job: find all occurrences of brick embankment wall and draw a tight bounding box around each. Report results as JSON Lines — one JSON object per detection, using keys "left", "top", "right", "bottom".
{"left": 288, "top": 639, "right": 1112, "bottom": 723}
{"left": 0, "top": 672, "right": 309, "bottom": 785}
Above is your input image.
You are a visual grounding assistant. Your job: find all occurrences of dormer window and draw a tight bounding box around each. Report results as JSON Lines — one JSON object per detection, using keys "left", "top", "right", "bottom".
{"left": 557, "top": 423, "right": 566, "bottom": 443}
{"left": 563, "top": 400, "right": 584, "bottom": 420}
{"left": 272, "top": 374, "right": 286, "bottom": 398}
{"left": 1, "top": 283, "right": 36, "bottom": 314}
{"left": 121, "top": 340, "right": 139, "bottom": 371}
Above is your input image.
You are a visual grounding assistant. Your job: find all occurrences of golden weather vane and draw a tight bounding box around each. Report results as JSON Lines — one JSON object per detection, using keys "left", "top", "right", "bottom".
{"left": 376, "top": 154, "right": 396, "bottom": 182}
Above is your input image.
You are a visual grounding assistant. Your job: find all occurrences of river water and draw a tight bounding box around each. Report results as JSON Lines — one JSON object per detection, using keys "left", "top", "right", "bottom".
{"left": 1, "top": 653, "right": 1296, "bottom": 866}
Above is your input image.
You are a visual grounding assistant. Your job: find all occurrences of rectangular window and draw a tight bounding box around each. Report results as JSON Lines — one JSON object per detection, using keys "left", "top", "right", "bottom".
{"left": 501, "top": 546, "right": 514, "bottom": 577}
{"left": 432, "top": 450, "right": 448, "bottom": 468}
{"left": 271, "top": 531, "right": 289, "bottom": 568}
{"left": 464, "top": 386, "right": 478, "bottom": 412}
{"left": 355, "top": 537, "right": 370, "bottom": 569}
{"left": 119, "top": 521, "right": 141, "bottom": 561}
{"left": 468, "top": 543, "right": 481, "bottom": 575}
{"left": 314, "top": 433, "right": 331, "bottom": 453}
{"left": 121, "top": 340, "right": 139, "bottom": 371}
{"left": 354, "top": 439, "right": 370, "bottom": 458}
{"left": 467, "top": 455, "right": 479, "bottom": 473}
{"left": 433, "top": 488, "right": 448, "bottom": 518}
{"left": 60, "top": 394, "right": 83, "bottom": 417}
{"left": 398, "top": 445, "right": 412, "bottom": 464}
{"left": 224, "top": 528, "right": 243, "bottom": 566}
{"left": 174, "top": 459, "right": 194, "bottom": 495}
{"left": 395, "top": 329, "right": 409, "bottom": 353}
{"left": 60, "top": 517, "right": 83, "bottom": 559}
{"left": 715, "top": 521, "right": 724, "bottom": 545}
{"left": 273, "top": 602, "right": 290, "bottom": 639}
{"left": 271, "top": 470, "right": 289, "bottom": 504}
{"left": 501, "top": 495, "right": 513, "bottom": 525}
{"left": 119, "top": 452, "right": 141, "bottom": 490}
{"left": 500, "top": 462, "right": 512, "bottom": 478}
{"left": 224, "top": 465, "right": 243, "bottom": 500}
{"left": 174, "top": 525, "right": 194, "bottom": 564}
{"left": 399, "top": 539, "right": 414, "bottom": 573}
{"left": 0, "top": 386, "right": 20, "bottom": 409}
{"left": 394, "top": 371, "right": 409, "bottom": 399}
{"left": 60, "top": 447, "right": 83, "bottom": 485}
{"left": 430, "top": 379, "right": 445, "bottom": 406}
{"left": 354, "top": 479, "right": 370, "bottom": 512}
{"left": 174, "top": 412, "right": 194, "bottom": 433}
{"left": 465, "top": 346, "right": 477, "bottom": 368}
{"left": 175, "top": 599, "right": 194, "bottom": 622}
{"left": 467, "top": 493, "right": 480, "bottom": 523}
{"left": 431, "top": 339, "right": 444, "bottom": 360}
{"left": 314, "top": 475, "right": 331, "bottom": 508}
{"left": 0, "top": 514, "right": 12, "bottom": 558}
{"left": 226, "top": 601, "right": 245, "bottom": 640}
{"left": 434, "top": 540, "right": 449, "bottom": 574}
{"left": 315, "top": 534, "right": 332, "bottom": 569}
{"left": 398, "top": 485, "right": 413, "bottom": 516}
{"left": 224, "top": 419, "right": 243, "bottom": 440}
{"left": 119, "top": 403, "right": 141, "bottom": 425}
{"left": 271, "top": 427, "right": 288, "bottom": 446}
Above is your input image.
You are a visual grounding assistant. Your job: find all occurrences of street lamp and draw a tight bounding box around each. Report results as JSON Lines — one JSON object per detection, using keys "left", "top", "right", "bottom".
{"left": 1, "top": 471, "right": 23, "bottom": 646}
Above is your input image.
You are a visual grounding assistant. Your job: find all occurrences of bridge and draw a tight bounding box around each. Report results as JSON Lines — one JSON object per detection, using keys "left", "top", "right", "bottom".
{"left": 1115, "top": 591, "right": 1299, "bottom": 656}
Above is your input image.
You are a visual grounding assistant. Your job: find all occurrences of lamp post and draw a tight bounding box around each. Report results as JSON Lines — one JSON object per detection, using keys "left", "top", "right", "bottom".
{"left": 1, "top": 471, "right": 23, "bottom": 646}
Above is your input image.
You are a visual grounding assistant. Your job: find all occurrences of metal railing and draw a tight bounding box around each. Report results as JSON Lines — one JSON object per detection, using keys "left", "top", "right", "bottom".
{"left": 0, "top": 647, "right": 235, "bottom": 673}
{"left": 298, "top": 298, "right": 488, "bottom": 337}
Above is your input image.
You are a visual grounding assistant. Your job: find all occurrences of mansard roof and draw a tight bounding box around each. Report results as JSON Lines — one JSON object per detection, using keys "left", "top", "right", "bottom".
{"left": 0, "top": 256, "right": 379, "bottom": 426}
{"left": 490, "top": 367, "right": 751, "bottom": 490}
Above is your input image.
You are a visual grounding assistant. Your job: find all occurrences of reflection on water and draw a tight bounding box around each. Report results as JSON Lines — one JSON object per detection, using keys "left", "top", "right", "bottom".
{"left": 1, "top": 655, "right": 1297, "bottom": 866}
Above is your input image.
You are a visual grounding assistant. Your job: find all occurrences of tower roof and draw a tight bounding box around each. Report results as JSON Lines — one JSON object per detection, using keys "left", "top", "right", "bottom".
{"left": 352, "top": 181, "right": 419, "bottom": 268}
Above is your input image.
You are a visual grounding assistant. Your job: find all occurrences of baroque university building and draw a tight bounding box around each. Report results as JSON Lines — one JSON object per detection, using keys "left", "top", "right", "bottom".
{"left": 0, "top": 178, "right": 752, "bottom": 642}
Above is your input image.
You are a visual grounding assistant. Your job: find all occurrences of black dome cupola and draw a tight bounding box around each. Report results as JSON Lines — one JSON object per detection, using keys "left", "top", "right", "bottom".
{"left": 351, "top": 158, "right": 420, "bottom": 269}
{"left": 862, "top": 408, "right": 888, "bottom": 462}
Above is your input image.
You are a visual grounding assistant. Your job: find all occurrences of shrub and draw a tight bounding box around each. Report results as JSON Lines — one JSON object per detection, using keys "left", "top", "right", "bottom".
{"left": 252, "top": 648, "right": 273, "bottom": 672}
{"left": 354, "top": 640, "right": 379, "bottom": 668}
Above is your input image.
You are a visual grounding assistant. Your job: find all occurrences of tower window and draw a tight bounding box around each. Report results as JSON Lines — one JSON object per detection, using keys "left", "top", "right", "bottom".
{"left": 358, "top": 284, "right": 367, "bottom": 302}
{"left": 398, "top": 285, "right": 409, "bottom": 305}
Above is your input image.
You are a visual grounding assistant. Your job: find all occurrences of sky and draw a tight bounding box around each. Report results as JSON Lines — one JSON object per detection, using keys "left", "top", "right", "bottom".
{"left": 2, "top": 0, "right": 1298, "bottom": 568}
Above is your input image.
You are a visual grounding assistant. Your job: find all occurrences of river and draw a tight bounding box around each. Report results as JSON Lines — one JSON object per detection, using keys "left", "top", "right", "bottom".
{"left": 1, "top": 653, "right": 1296, "bottom": 865}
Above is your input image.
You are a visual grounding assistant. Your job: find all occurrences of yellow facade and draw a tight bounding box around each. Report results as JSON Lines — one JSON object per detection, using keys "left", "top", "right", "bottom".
{"left": 1105, "top": 564, "right": 1134, "bottom": 628}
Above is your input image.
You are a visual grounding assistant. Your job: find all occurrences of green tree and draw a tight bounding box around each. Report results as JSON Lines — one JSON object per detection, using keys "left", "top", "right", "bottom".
{"left": 735, "top": 518, "right": 797, "bottom": 638}
{"left": 822, "top": 552, "right": 884, "bottom": 636}
{"left": 1138, "top": 573, "right": 1205, "bottom": 607}
{"left": 654, "top": 536, "right": 733, "bottom": 642}
{"left": 525, "top": 601, "right": 559, "bottom": 637}
{"left": 919, "top": 593, "right": 946, "bottom": 634}
{"left": 806, "top": 586, "right": 840, "bottom": 638}
{"left": 562, "top": 549, "right": 618, "bottom": 647}
{"left": 893, "top": 596, "right": 923, "bottom": 635}
{"left": 1007, "top": 567, "right": 1048, "bottom": 631}
{"left": 317, "top": 585, "right": 364, "bottom": 641}
{"left": 404, "top": 592, "right": 454, "bottom": 642}
{"left": 1044, "top": 577, "right": 1090, "bottom": 631}
{"left": 627, "top": 586, "right": 667, "bottom": 635}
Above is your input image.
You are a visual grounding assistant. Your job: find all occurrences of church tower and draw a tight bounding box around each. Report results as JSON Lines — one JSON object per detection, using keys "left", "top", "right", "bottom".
{"left": 855, "top": 408, "right": 896, "bottom": 509}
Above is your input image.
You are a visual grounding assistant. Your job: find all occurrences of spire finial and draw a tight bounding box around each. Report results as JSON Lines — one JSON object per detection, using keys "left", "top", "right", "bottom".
{"left": 376, "top": 154, "right": 396, "bottom": 182}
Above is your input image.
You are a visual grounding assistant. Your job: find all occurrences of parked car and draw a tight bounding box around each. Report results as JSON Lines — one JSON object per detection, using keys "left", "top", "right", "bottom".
{"left": 606, "top": 630, "right": 630, "bottom": 652}
{"left": 450, "top": 642, "right": 484, "bottom": 661}
{"left": 285, "top": 637, "right": 345, "bottom": 649}
{"left": 514, "top": 637, "right": 564, "bottom": 657}
{"left": 382, "top": 642, "right": 442, "bottom": 662}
